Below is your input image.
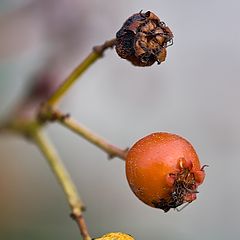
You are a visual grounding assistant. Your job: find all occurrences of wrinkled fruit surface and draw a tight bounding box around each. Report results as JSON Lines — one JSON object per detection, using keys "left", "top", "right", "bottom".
{"left": 116, "top": 11, "right": 173, "bottom": 66}
{"left": 126, "top": 132, "right": 206, "bottom": 212}
{"left": 95, "top": 232, "right": 134, "bottom": 240}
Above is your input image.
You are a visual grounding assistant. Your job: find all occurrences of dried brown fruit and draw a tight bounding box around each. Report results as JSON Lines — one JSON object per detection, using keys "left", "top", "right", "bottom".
{"left": 115, "top": 11, "right": 173, "bottom": 66}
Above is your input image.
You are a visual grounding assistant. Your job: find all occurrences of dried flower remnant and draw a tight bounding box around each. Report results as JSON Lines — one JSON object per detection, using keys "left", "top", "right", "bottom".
{"left": 115, "top": 11, "right": 173, "bottom": 66}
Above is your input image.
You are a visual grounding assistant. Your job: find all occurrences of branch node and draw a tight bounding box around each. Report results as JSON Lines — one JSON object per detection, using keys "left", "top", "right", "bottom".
{"left": 70, "top": 212, "right": 91, "bottom": 240}
{"left": 108, "top": 147, "right": 128, "bottom": 160}
{"left": 93, "top": 38, "right": 116, "bottom": 56}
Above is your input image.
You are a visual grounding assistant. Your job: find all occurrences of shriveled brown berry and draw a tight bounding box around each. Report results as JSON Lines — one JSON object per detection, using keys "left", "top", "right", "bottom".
{"left": 115, "top": 11, "right": 173, "bottom": 67}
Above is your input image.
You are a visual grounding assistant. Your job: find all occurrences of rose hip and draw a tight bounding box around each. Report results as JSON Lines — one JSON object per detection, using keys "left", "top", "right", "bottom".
{"left": 126, "top": 132, "right": 206, "bottom": 212}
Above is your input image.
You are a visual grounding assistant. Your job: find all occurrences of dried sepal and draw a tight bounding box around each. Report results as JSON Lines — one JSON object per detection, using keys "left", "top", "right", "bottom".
{"left": 115, "top": 11, "right": 173, "bottom": 66}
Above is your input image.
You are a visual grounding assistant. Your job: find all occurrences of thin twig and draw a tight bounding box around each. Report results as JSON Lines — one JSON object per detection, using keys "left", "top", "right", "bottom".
{"left": 52, "top": 111, "right": 128, "bottom": 160}
{"left": 47, "top": 38, "right": 116, "bottom": 107}
{"left": 71, "top": 214, "right": 91, "bottom": 240}
{"left": 60, "top": 116, "right": 128, "bottom": 160}
{"left": 32, "top": 129, "right": 91, "bottom": 240}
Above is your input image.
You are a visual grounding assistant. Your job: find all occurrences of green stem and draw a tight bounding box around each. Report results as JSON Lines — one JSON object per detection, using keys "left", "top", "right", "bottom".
{"left": 33, "top": 129, "right": 84, "bottom": 214}
{"left": 57, "top": 114, "right": 127, "bottom": 160}
{"left": 32, "top": 129, "right": 91, "bottom": 240}
{"left": 47, "top": 38, "right": 116, "bottom": 107}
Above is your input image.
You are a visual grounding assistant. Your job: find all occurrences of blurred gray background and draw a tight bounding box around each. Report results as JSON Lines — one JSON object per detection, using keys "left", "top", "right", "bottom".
{"left": 0, "top": 0, "right": 240, "bottom": 239}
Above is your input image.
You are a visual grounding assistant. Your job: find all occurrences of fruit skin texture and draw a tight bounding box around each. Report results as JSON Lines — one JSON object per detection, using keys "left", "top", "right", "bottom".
{"left": 95, "top": 232, "right": 134, "bottom": 240}
{"left": 126, "top": 132, "right": 206, "bottom": 212}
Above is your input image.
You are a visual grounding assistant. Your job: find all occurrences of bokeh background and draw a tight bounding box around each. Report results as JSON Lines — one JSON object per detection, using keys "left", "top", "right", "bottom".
{"left": 0, "top": 0, "right": 240, "bottom": 239}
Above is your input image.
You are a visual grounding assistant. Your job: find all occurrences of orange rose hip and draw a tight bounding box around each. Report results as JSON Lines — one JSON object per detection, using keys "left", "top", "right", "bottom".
{"left": 126, "top": 132, "right": 206, "bottom": 212}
